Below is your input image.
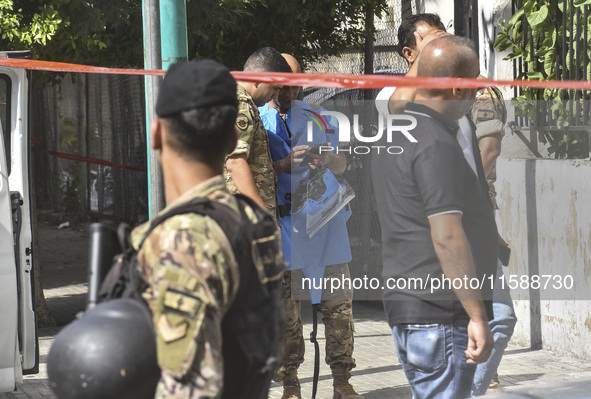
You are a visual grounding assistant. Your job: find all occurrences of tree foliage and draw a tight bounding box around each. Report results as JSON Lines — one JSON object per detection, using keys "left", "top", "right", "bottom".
{"left": 0, "top": 0, "right": 386, "bottom": 70}
{"left": 187, "top": 0, "right": 387, "bottom": 70}
{"left": 494, "top": 0, "right": 591, "bottom": 159}
{"left": 0, "top": 0, "right": 143, "bottom": 66}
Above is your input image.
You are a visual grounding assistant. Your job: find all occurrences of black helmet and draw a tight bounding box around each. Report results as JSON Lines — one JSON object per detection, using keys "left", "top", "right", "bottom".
{"left": 47, "top": 299, "right": 160, "bottom": 399}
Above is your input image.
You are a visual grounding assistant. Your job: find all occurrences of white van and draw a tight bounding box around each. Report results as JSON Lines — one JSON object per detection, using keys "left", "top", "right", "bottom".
{"left": 0, "top": 51, "right": 38, "bottom": 392}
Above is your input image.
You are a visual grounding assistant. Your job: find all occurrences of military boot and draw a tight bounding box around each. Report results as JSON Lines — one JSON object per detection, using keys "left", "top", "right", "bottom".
{"left": 280, "top": 370, "right": 301, "bottom": 399}
{"left": 333, "top": 375, "right": 364, "bottom": 399}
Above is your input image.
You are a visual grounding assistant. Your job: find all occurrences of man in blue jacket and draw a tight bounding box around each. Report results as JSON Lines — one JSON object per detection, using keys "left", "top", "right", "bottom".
{"left": 260, "top": 54, "right": 363, "bottom": 399}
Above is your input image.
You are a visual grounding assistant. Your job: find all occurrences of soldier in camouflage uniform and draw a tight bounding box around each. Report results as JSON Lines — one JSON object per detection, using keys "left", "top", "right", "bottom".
{"left": 132, "top": 60, "right": 281, "bottom": 398}
{"left": 224, "top": 47, "right": 292, "bottom": 218}
{"left": 470, "top": 86, "right": 507, "bottom": 209}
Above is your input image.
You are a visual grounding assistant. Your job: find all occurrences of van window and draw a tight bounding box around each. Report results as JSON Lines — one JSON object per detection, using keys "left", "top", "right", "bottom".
{"left": 0, "top": 74, "right": 11, "bottom": 174}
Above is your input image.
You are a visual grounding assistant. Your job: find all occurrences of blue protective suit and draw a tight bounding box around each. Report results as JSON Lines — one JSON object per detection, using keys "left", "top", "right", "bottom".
{"left": 260, "top": 100, "right": 352, "bottom": 303}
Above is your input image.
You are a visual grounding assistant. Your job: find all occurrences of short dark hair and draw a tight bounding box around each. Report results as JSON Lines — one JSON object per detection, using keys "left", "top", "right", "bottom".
{"left": 243, "top": 47, "right": 292, "bottom": 73}
{"left": 397, "top": 13, "right": 445, "bottom": 56}
{"left": 162, "top": 105, "right": 238, "bottom": 164}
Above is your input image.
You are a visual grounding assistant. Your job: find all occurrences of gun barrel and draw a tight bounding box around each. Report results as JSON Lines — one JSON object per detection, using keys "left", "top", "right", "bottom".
{"left": 87, "top": 223, "right": 122, "bottom": 310}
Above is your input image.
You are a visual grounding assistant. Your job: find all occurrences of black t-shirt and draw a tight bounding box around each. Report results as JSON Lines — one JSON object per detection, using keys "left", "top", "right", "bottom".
{"left": 371, "top": 102, "right": 498, "bottom": 327}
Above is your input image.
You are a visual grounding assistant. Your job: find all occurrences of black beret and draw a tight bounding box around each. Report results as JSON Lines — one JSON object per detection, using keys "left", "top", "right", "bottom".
{"left": 156, "top": 60, "right": 238, "bottom": 117}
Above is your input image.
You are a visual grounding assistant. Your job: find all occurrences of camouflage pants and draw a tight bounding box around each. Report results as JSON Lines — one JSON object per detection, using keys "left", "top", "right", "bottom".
{"left": 274, "top": 263, "right": 356, "bottom": 381}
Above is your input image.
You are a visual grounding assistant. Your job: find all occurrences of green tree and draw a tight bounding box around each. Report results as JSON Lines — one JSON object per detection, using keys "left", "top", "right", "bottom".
{"left": 1, "top": 0, "right": 387, "bottom": 70}
{"left": 495, "top": 0, "right": 591, "bottom": 158}
{"left": 0, "top": 0, "right": 143, "bottom": 66}
{"left": 0, "top": 0, "right": 62, "bottom": 46}
{"left": 187, "top": 0, "right": 387, "bottom": 70}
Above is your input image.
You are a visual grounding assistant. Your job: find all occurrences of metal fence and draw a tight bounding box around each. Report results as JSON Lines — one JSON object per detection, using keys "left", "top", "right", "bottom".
{"left": 31, "top": 73, "right": 149, "bottom": 225}
{"left": 512, "top": 0, "right": 591, "bottom": 158}
{"left": 306, "top": 0, "right": 408, "bottom": 76}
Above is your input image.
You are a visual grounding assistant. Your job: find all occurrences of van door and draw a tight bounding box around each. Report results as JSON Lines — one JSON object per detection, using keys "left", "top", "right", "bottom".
{"left": 0, "top": 72, "right": 21, "bottom": 392}
{"left": 0, "top": 52, "right": 38, "bottom": 391}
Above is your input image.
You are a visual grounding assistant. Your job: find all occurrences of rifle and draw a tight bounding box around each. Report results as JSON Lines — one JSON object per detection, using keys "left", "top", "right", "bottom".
{"left": 86, "top": 223, "right": 129, "bottom": 310}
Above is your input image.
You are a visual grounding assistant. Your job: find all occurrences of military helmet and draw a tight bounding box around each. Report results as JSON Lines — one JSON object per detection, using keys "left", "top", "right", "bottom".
{"left": 47, "top": 299, "right": 160, "bottom": 399}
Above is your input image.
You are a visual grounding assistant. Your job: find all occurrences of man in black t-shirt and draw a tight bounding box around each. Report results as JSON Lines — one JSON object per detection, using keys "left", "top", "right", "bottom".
{"left": 371, "top": 36, "right": 497, "bottom": 399}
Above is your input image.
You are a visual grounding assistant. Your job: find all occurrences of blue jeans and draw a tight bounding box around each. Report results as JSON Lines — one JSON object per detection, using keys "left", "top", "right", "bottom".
{"left": 471, "top": 263, "right": 517, "bottom": 396}
{"left": 392, "top": 323, "right": 476, "bottom": 399}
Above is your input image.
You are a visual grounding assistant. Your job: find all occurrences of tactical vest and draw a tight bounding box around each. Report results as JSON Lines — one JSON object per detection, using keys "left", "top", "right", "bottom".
{"left": 99, "top": 194, "right": 286, "bottom": 399}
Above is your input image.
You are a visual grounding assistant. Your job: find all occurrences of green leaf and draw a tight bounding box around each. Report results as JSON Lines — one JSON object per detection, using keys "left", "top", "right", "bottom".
{"left": 494, "top": 33, "right": 509, "bottom": 47}
{"left": 544, "top": 48, "right": 556, "bottom": 75}
{"left": 527, "top": 71, "right": 544, "bottom": 80}
{"left": 508, "top": 8, "right": 525, "bottom": 26}
{"left": 497, "top": 41, "right": 515, "bottom": 52}
{"left": 524, "top": 0, "right": 535, "bottom": 15}
{"left": 527, "top": 4, "right": 549, "bottom": 27}
{"left": 574, "top": 0, "right": 591, "bottom": 6}
{"left": 543, "top": 27, "right": 557, "bottom": 48}
{"left": 512, "top": 20, "right": 523, "bottom": 42}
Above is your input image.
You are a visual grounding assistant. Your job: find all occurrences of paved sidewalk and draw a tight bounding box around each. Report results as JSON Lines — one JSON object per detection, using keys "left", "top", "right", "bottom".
{"left": 3, "top": 224, "right": 591, "bottom": 398}
{"left": 268, "top": 303, "right": 591, "bottom": 399}
{"left": 4, "top": 288, "right": 591, "bottom": 399}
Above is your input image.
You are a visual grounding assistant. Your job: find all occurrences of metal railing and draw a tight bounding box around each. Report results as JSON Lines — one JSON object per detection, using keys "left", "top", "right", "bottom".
{"left": 513, "top": 0, "right": 591, "bottom": 131}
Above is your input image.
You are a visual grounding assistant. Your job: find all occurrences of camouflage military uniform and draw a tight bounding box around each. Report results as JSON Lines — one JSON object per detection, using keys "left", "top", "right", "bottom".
{"left": 225, "top": 85, "right": 277, "bottom": 217}
{"left": 132, "top": 176, "right": 241, "bottom": 399}
{"left": 275, "top": 263, "right": 356, "bottom": 380}
{"left": 470, "top": 86, "right": 507, "bottom": 208}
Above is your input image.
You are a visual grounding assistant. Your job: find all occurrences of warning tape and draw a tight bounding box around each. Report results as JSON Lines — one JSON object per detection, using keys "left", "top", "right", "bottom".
{"left": 2, "top": 57, "right": 591, "bottom": 90}
{"left": 35, "top": 148, "right": 147, "bottom": 172}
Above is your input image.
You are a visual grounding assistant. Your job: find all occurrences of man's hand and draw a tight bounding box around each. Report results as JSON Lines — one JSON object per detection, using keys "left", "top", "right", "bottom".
{"left": 306, "top": 143, "right": 346, "bottom": 173}
{"left": 225, "top": 154, "right": 266, "bottom": 209}
{"left": 293, "top": 145, "right": 311, "bottom": 165}
{"left": 274, "top": 145, "right": 310, "bottom": 175}
{"left": 414, "top": 29, "right": 450, "bottom": 54}
{"left": 466, "top": 318, "right": 494, "bottom": 364}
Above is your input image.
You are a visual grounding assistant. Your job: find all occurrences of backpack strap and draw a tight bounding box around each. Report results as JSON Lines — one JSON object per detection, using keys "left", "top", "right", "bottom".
{"left": 136, "top": 197, "right": 234, "bottom": 250}
{"left": 99, "top": 196, "right": 244, "bottom": 305}
{"left": 139, "top": 193, "right": 280, "bottom": 299}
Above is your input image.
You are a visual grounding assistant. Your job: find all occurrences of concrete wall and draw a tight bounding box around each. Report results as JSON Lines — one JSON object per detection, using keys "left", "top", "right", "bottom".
{"left": 491, "top": 0, "right": 591, "bottom": 359}
{"left": 496, "top": 157, "right": 591, "bottom": 359}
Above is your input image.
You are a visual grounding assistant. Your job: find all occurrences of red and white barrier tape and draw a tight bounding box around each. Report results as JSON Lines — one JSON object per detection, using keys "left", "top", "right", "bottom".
{"left": 2, "top": 57, "right": 591, "bottom": 90}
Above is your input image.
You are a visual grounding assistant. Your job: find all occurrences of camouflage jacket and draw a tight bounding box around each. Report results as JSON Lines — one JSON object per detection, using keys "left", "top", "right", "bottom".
{"left": 132, "top": 176, "right": 240, "bottom": 399}
{"left": 470, "top": 86, "right": 507, "bottom": 209}
{"left": 224, "top": 85, "right": 277, "bottom": 217}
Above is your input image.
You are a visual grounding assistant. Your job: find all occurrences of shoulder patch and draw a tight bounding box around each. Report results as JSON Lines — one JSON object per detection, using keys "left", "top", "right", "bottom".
{"left": 236, "top": 113, "right": 250, "bottom": 131}
{"left": 476, "top": 109, "right": 496, "bottom": 122}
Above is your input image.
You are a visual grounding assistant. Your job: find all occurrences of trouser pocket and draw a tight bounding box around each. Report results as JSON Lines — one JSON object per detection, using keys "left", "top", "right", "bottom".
{"left": 395, "top": 323, "right": 446, "bottom": 373}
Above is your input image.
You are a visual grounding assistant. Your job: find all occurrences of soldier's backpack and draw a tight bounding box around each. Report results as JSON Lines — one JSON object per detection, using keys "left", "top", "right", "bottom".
{"left": 91, "top": 194, "right": 285, "bottom": 399}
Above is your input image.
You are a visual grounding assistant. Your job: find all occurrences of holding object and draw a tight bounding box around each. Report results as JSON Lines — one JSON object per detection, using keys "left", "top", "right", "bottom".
{"left": 292, "top": 169, "right": 355, "bottom": 239}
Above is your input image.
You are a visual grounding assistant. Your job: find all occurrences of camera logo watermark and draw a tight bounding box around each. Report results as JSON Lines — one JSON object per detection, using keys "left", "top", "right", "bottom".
{"left": 307, "top": 110, "right": 418, "bottom": 155}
